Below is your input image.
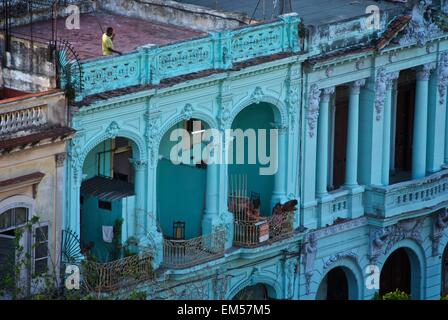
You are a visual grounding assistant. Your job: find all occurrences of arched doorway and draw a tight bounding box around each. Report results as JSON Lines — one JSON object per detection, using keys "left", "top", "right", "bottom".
{"left": 232, "top": 283, "right": 276, "bottom": 300}
{"left": 442, "top": 244, "right": 448, "bottom": 296}
{"left": 80, "top": 137, "right": 139, "bottom": 262}
{"left": 380, "top": 248, "right": 411, "bottom": 296}
{"left": 316, "top": 267, "right": 351, "bottom": 300}
{"left": 157, "top": 119, "right": 209, "bottom": 241}
{"left": 228, "top": 103, "right": 276, "bottom": 217}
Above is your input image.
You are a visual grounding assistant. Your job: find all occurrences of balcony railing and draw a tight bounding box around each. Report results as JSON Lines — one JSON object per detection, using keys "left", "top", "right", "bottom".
{"left": 74, "top": 13, "right": 300, "bottom": 101}
{"left": 229, "top": 195, "right": 294, "bottom": 248}
{"left": 0, "top": 105, "right": 47, "bottom": 135}
{"left": 162, "top": 228, "right": 225, "bottom": 269}
{"left": 81, "top": 251, "right": 154, "bottom": 292}
{"left": 364, "top": 169, "right": 448, "bottom": 218}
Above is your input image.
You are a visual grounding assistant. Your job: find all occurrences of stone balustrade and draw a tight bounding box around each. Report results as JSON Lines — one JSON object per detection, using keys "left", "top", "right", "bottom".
{"left": 0, "top": 105, "right": 47, "bottom": 135}
{"left": 364, "top": 169, "right": 448, "bottom": 218}
{"left": 75, "top": 13, "right": 300, "bottom": 100}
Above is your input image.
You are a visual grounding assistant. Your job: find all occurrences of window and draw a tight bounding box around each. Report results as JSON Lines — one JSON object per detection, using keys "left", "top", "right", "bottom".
{"left": 0, "top": 207, "right": 29, "bottom": 232}
{"left": 33, "top": 225, "right": 49, "bottom": 275}
{"left": 98, "top": 200, "right": 112, "bottom": 211}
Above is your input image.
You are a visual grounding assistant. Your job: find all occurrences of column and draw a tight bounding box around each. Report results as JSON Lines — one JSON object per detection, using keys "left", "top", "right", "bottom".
{"left": 381, "top": 73, "right": 398, "bottom": 185}
{"left": 412, "top": 64, "right": 433, "bottom": 179}
{"left": 271, "top": 123, "right": 288, "bottom": 208}
{"left": 202, "top": 162, "right": 219, "bottom": 234}
{"left": 345, "top": 80, "right": 365, "bottom": 187}
{"left": 131, "top": 159, "right": 147, "bottom": 238}
{"left": 316, "top": 87, "right": 334, "bottom": 196}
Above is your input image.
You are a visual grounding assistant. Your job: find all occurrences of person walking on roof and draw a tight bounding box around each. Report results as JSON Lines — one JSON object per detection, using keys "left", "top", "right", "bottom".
{"left": 102, "top": 27, "right": 122, "bottom": 56}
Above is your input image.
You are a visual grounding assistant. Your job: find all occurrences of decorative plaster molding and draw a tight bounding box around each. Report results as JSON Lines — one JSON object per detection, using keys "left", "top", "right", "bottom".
{"left": 301, "top": 232, "right": 317, "bottom": 295}
{"left": 251, "top": 86, "right": 265, "bottom": 104}
{"left": 182, "top": 103, "right": 194, "bottom": 120}
{"left": 55, "top": 152, "right": 67, "bottom": 168}
{"left": 349, "top": 79, "right": 366, "bottom": 95}
{"left": 369, "top": 217, "right": 425, "bottom": 263}
{"left": 323, "top": 251, "right": 358, "bottom": 270}
{"left": 106, "top": 121, "right": 120, "bottom": 138}
{"left": 438, "top": 52, "right": 448, "bottom": 106}
{"left": 431, "top": 208, "right": 448, "bottom": 256}
{"left": 375, "top": 68, "right": 387, "bottom": 121}
{"left": 398, "top": 1, "right": 442, "bottom": 47}
{"left": 306, "top": 84, "right": 321, "bottom": 138}
{"left": 415, "top": 63, "right": 436, "bottom": 81}
{"left": 144, "top": 111, "right": 161, "bottom": 168}
{"left": 320, "top": 86, "right": 335, "bottom": 103}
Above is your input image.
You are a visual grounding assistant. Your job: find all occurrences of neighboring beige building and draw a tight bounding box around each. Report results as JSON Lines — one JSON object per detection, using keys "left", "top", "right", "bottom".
{"left": 0, "top": 88, "right": 73, "bottom": 297}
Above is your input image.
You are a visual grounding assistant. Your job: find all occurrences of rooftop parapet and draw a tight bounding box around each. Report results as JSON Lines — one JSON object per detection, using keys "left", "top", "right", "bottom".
{"left": 73, "top": 13, "right": 301, "bottom": 101}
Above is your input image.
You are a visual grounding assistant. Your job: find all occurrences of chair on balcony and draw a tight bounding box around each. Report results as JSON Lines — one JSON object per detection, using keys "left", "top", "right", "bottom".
{"left": 172, "top": 221, "right": 185, "bottom": 240}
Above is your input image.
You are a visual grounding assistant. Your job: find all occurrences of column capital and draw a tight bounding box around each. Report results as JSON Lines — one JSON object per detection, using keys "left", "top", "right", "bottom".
{"left": 320, "top": 86, "right": 335, "bottom": 102}
{"left": 386, "top": 71, "right": 400, "bottom": 90}
{"left": 130, "top": 159, "right": 148, "bottom": 171}
{"left": 415, "top": 63, "right": 436, "bottom": 81}
{"left": 348, "top": 79, "right": 366, "bottom": 95}
{"left": 271, "top": 122, "right": 288, "bottom": 133}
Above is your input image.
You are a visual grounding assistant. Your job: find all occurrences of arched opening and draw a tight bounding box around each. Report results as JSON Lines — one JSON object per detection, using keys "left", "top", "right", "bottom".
{"left": 80, "top": 137, "right": 138, "bottom": 262}
{"left": 380, "top": 248, "right": 411, "bottom": 296}
{"left": 228, "top": 102, "right": 292, "bottom": 247}
{"left": 157, "top": 119, "right": 209, "bottom": 241}
{"left": 232, "top": 283, "right": 276, "bottom": 300}
{"left": 442, "top": 244, "right": 448, "bottom": 296}
{"left": 228, "top": 103, "right": 275, "bottom": 217}
{"left": 316, "top": 266, "right": 354, "bottom": 300}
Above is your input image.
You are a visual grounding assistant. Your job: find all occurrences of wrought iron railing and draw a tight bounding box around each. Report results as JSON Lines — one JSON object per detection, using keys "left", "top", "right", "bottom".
{"left": 229, "top": 195, "right": 294, "bottom": 248}
{"left": 162, "top": 229, "right": 226, "bottom": 269}
{"left": 81, "top": 251, "right": 154, "bottom": 292}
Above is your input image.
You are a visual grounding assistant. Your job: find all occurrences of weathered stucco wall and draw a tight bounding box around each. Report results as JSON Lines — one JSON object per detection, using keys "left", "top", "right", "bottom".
{"left": 0, "top": 35, "right": 55, "bottom": 92}
{"left": 98, "top": 0, "right": 254, "bottom": 32}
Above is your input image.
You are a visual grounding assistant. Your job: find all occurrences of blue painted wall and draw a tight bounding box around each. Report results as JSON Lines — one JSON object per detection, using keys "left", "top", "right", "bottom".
{"left": 229, "top": 103, "right": 275, "bottom": 216}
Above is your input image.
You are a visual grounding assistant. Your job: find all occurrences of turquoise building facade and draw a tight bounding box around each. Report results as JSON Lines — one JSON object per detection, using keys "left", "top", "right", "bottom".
{"left": 63, "top": 1, "right": 448, "bottom": 300}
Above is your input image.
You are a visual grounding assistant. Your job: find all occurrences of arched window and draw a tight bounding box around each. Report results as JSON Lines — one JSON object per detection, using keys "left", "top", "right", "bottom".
{"left": 0, "top": 207, "right": 29, "bottom": 233}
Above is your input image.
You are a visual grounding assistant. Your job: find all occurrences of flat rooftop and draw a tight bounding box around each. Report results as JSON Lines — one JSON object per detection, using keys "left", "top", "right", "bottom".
{"left": 11, "top": 12, "right": 205, "bottom": 60}
{"left": 176, "top": 0, "right": 405, "bottom": 25}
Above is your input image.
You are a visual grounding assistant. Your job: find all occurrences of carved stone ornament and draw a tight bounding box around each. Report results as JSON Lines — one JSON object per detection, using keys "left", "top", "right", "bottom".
{"left": 431, "top": 208, "right": 448, "bottom": 256}
{"left": 438, "top": 52, "right": 448, "bottom": 106}
{"left": 375, "top": 68, "right": 387, "bottom": 121}
{"left": 301, "top": 232, "right": 317, "bottom": 294}
{"left": 144, "top": 112, "right": 161, "bottom": 167}
{"left": 306, "top": 84, "right": 321, "bottom": 138}
{"left": 398, "top": 1, "right": 443, "bottom": 48}
{"left": 251, "top": 86, "right": 264, "bottom": 104}
{"left": 369, "top": 217, "right": 424, "bottom": 263}
{"left": 106, "top": 121, "right": 120, "bottom": 138}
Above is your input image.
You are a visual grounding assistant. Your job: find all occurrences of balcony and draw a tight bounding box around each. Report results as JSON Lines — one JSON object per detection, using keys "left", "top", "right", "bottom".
{"left": 81, "top": 251, "right": 154, "bottom": 292}
{"left": 364, "top": 169, "right": 448, "bottom": 218}
{"left": 230, "top": 195, "right": 295, "bottom": 248}
{"left": 162, "top": 228, "right": 226, "bottom": 269}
